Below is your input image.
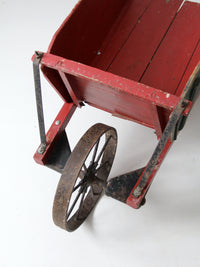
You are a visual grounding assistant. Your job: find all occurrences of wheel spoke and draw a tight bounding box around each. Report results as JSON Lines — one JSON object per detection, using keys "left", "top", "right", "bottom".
{"left": 67, "top": 189, "right": 83, "bottom": 219}
{"left": 76, "top": 187, "right": 87, "bottom": 220}
{"left": 79, "top": 170, "right": 85, "bottom": 179}
{"left": 95, "top": 161, "right": 109, "bottom": 173}
{"left": 83, "top": 163, "right": 87, "bottom": 172}
{"left": 73, "top": 179, "right": 85, "bottom": 192}
{"left": 96, "top": 136, "right": 112, "bottom": 163}
{"left": 91, "top": 139, "right": 100, "bottom": 164}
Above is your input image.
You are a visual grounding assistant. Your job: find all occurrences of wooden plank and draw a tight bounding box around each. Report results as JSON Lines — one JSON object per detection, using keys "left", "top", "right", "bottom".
{"left": 175, "top": 40, "right": 200, "bottom": 97}
{"left": 48, "top": 0, "right": 125, "bottom": 66}
{"left": 91, "top": 0, "right": 151, "bottom": 70}
{"left": 107, "top": 0, "right": 183, "bottom": 81}
{"left": 141, "top": 2, "right": 200, "bottom": 95}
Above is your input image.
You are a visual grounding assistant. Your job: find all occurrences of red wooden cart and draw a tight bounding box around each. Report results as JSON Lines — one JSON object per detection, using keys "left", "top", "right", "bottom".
{"left": 33, "top": 0, "right": 200, "bottom": 231}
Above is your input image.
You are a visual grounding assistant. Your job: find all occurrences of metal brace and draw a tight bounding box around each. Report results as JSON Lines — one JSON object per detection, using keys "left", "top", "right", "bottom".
{"left": 33, "top": 51, "right": 46, "bottom": 154}
{"left": 133, "top": 99, "right": 188, "bottom": 198}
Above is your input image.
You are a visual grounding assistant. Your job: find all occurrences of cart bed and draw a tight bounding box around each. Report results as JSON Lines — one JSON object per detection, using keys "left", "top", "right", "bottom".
{"left": 42, "top": 0, "right": 200, "bottom": 136}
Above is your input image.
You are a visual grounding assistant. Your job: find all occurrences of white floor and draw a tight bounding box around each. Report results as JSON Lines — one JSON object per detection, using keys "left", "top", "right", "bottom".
{"left": 0, "top": 1, "right": 200, "bottom": 266}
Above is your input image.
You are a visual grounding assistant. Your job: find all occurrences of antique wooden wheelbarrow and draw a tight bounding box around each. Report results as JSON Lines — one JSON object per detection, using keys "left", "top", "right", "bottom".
{"left": 33, "top": 0, "right": 200, "bottom": 231}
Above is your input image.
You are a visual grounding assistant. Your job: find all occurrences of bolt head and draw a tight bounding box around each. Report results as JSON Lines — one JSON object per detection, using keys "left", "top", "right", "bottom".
{"left": 37, "top": 143, "right": 46, "bottom": 154}
{"left": 133, "top": 186, "right": 142, "bottom": 198}
{"left": 55, "top": 120, "right": 61, "bottom": 125}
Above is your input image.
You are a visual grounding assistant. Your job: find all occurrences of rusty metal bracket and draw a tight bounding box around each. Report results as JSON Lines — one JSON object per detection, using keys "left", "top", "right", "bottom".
{"left": 105, "top": 168, "right": 145, "bottom": 203}
{"left": 133, "top": 99, "right": 188, "bottom": 198}
{"left": 46, "top": 131, "right": 71, "bottom": 173}
{"left": 174, "top": 63, "right": 200, "bottom": 139}
{"left": 33, "top": 51, "right": 46, "bottom": 154}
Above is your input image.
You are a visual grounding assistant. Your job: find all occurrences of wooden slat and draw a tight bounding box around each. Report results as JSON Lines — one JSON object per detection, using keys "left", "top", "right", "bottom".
{"left": 175, "top": 40, "right": 200, "bottom": 97}
{"left": 91, "top": 0, "right": 151, "bottom": 70}
{"left": 141, "top": 2, "right": 200, "bottom": 95}
{"left": 107, "top": 0, "right": 183, "bottom": 81}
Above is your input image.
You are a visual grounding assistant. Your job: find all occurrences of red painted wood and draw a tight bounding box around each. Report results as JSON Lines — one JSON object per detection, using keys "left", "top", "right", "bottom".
{"left": 48, "top": 0, "right": 125, "bottom": 66}
{"left": 107, "top": 0, "right": 183, "bottom": 81}
{"left": 43, "top": 0, "right": 126, "bottom": 103}
{"left": 58, "top": 70, "right": 81, "bottom": 107}
{"left": 140, "top": 2, "right": 200, "bottom": 130}
{"left": 176, "top": 42, "right": 200, "bottom": 97}
{"left": 150, "top": 105, "right": 163, "bottom": 138}
{"left": 127, "top": 138, "right": 172, "bottom": 209}
{"left": 40, "top": 53, "right": 182, "bottom": 130}
{"left": 69, "top": 75, "right": 159, "bottom": 129}
{"left": 91, "top": 0, "right": 151, "bottom": 70}
{"left": 141, "top": 2, "right": 200, "bottom": 95}
{"left": 42, "top": 66, "right": 72, "bottom": 102}
{"left": 34, "top": 103, "right": 76, "bottom": 165}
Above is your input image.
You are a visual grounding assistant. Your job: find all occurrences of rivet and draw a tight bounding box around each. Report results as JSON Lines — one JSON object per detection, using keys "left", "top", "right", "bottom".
{"left": 37, "top": 143, "right": 46, "bottom": 154}
{"left": 55, "top": 120, "right": 61, "bottom": 125}
{"left": 133, "top": 186, "right": 142, "bottom": 198}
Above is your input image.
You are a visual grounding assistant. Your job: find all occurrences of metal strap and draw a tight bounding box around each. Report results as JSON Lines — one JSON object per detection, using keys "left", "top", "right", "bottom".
{"left": 133, "top": 99, "right": 188, "bottom": 198}
{"left": 33, "top": 51, "right": 46, "bottom": 154}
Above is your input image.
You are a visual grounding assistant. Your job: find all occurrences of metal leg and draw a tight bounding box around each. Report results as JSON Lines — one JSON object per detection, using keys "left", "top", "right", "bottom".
{"left": 106, "top": 99, "right": 189, "bottom": 209}
{"left": 132, "top": 99, "right": 188, "bottom": 198}
{"left": 33, "top": 51, "right": 46, "bottom": 154}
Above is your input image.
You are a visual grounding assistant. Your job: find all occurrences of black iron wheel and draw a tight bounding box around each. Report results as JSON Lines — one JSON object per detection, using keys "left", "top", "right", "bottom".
{"left": 53, "top": 123, "right": 117, "bottom": 232}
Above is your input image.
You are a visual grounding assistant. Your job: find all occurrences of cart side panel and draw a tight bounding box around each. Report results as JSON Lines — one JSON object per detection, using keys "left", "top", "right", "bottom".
{"left": 40, "top": 53, "right": 182, "bottom": 134}
{"left": 48, "top": 0, "right": 125, "bottom": 66}
{"left": 66, "top": 74, "right": 159, "bottom": 129}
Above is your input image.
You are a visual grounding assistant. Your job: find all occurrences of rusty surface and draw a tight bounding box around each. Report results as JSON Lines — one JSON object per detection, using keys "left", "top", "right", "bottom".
{"left": 175, "top": 63, "right": 200, "bottom": 134}
{"left": 106, "top": 168, "right": 144, "bottom": 203}
{"left": 34, "top": 103, "right": 76, "bottom": 165}
{"left": 33, "top": 51, "right": 46, "bottom": 151}
{"left": 53, "top": 123, "right": 117, "bottom": 232}
{"left": 46, "top": 131, "right": 71, "bottom": 173}
{"left": 132, "top": 99, "right": 188, "bottom": 198}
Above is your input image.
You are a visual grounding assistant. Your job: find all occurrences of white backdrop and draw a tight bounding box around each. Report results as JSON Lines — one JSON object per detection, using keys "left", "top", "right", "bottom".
{"left": 0, "top": 0, "right": 200, "bottom": 266}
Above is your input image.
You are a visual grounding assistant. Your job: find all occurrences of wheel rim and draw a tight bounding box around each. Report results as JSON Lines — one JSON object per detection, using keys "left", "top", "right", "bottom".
{"left": 53, "top": 123, "right": 117, "bottom": 232}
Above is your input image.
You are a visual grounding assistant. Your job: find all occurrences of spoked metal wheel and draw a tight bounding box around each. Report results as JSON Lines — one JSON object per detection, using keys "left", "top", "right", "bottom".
{"left": 53, "top": 123, "right": 117, "bottom": 232}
